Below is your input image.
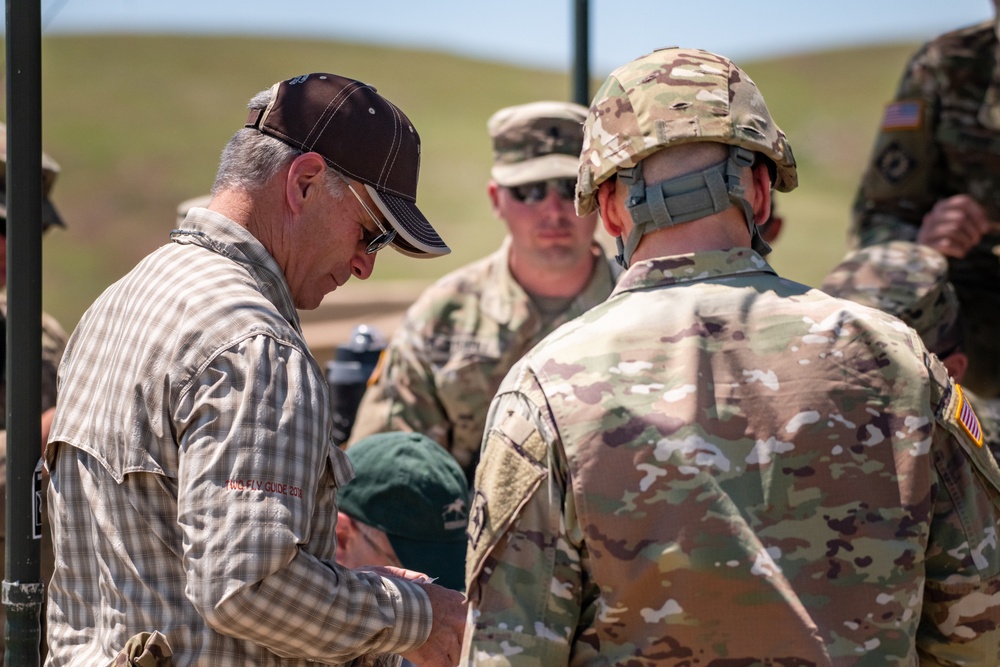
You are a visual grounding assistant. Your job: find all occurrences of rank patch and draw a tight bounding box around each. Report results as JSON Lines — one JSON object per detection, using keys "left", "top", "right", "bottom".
{"left": 880, "top": 100, "right": 923, "bottom": 131}
{"left": 955, "top": 385, "right": 984, "bottom": 447}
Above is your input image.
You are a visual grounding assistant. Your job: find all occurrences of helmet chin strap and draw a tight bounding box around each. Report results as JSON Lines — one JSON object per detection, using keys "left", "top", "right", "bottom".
{"left": 614, "top": 145, "right": 771, "bottom": 269}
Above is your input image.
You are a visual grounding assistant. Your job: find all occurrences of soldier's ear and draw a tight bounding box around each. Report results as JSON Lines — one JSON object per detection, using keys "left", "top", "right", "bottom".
{"left": 750, "top": 164, "right": 772, "bottom": 226}
{"left": 942, "top": 351, "right": 969, "bottom": 384}
{"left": 487, "top": 181, "right": 503, "bottom": 219}
{"left": 598, "top": 179, "right": 626, "bottom": 238}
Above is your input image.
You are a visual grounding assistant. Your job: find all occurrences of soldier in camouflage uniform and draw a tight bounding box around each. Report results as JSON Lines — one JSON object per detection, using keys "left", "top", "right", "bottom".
{"left": 349, "top": 101, "right": 619, "bottom": 483}
{"left": 0, "top": 121, "right": 68, "bottom": 661}
{"left": 850, "top": 11, "right": 1000, "bottom": 398}
{"left": 462, "top": 47, "right": 1000, "bottom": 666}
{"left": 821, "top": 240, "right": 1000, "bottom": 462}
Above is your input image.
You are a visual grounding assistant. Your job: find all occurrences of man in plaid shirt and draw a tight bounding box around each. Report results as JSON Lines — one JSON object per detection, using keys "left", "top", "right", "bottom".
{"left": 43, "top": 72, "right": 464, "bottom": 667}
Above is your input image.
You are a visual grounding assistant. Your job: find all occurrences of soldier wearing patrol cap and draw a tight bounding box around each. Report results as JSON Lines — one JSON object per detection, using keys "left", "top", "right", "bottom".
{"left": 821, "top": 239, "right": 1000, "bottom": 460}
{"left": 349, "top": 100, "right": 620, "bottom": 484}
{"left": 0, "top": 120, "right": 68, "bottom": 662}
{"left": 850, "top": 8, "right": 1000, "bottom": 399}
{"left": 462, "top": 47, "right": 1000, "bottom": 666}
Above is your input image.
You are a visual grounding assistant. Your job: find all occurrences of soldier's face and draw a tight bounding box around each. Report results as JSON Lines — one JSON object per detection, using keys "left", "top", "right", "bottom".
{"left": 490, "top": 180, "right": 599, "bottom": 269}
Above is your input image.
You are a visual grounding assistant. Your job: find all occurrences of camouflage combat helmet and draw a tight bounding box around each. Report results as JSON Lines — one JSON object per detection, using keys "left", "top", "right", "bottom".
{"left": 821, "top": 240, "right": 963, "bottom": 357}
{"left": 577, "top": 47, "right": 796, "bottom": 267}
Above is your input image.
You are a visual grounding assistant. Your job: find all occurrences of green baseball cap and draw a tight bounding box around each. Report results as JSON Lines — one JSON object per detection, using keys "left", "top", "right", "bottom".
{"left": 821, "top": 240, "right": 963, "bottom": 357}
{"left": 340, "top": 432, "right": 469, "bottom": 591}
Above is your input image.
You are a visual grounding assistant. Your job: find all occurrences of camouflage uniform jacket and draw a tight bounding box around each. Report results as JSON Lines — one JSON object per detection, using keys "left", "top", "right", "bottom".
{"left": 850, "top": 20, "right": 1000, "bottom": 396}
{"left": 349, "top": 236, "right": 618, "bottom": 482}
{"left": 464, "top": 248, "right": 1000, "bottom": 666}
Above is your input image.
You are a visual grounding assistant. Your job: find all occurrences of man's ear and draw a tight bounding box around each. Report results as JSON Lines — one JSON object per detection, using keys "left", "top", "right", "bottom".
{"left": 597, "top": 180, "right": 625, "bottom": 238}
{"left": 487, "top": 181, "right": 502, "bottom": 218}
{"left": 750, "top": 164, "right": 772, "bottom": 226}
{"left": 336, "top": 511, "right": 357, "bottom": 548}
{"left": 285, "top": 152, "right": 329, "bottom": 214}
{"left": 943, "top": 350, "right": 969, "bottom": 384}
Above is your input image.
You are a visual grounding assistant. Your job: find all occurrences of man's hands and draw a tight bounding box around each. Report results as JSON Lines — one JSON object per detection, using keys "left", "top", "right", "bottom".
{"left": 400, "top": 581, "right": 467, "bottom": 667}
{"left": 917, "top": 194, "right": 994, "bottom": 258}
{"left": 362, "top": 565, "right": 467, "bottom": 667}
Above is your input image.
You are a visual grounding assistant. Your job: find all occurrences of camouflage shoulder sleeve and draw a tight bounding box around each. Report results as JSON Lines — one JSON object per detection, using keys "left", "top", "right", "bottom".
{"left": 928, "top": 353, "right": 1000, "bottom": 488}
{"left": 850, "top": 43, "right": 943, "bottom": 247}
{"left": 463, "top": 366, "right": 590, "bottom": 667}
{"left": 349, "top": 321, "right": 451, "bottom": 450}
{"left": 920, "top": 353, "right": 1000, "bottom": 664}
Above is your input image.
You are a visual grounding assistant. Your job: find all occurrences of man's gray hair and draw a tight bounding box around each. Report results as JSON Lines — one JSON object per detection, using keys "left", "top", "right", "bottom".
{"left": 212, "top": 88, "right": 346, "bottom": 200}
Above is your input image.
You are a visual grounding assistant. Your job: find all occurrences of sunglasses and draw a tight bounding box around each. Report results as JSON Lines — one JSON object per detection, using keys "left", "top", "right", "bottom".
{"left": 506, "top": 178, "right": 577, "bottom": 204}
{"left": 335, "top": 171, "right": 397, "bottom": 255}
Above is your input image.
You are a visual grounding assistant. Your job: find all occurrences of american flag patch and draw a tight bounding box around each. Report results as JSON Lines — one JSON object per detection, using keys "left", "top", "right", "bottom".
{"left": 955, "top": 385, "right": 984, "bottom": 447}
{"left": 881, "top": 100, "right": 923, "bottom": 131}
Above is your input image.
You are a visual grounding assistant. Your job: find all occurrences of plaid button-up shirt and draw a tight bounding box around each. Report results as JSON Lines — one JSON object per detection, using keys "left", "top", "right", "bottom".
{"left": 44, "top": 208, "right": 431, "bottom": 666}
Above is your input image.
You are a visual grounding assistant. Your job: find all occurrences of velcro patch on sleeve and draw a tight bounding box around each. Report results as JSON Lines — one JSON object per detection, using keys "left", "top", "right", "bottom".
{"left": 465, "top": 414, "right": 546, "bottom": 593}
{"left": 880, "top": 100, "right": 923, "bottom": 131}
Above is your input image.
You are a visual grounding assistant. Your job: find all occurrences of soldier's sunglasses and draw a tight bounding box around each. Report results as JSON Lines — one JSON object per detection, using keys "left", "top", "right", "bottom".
{"left": 507, "top": 178, "right": 576, "bottom": 204}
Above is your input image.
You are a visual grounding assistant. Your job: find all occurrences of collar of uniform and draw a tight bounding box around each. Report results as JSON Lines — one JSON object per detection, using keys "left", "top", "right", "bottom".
{"left": 610, "top": 247, "right": 776, "bottom": 298}
{"left": 169, "top": 207, "right": 302, "bottom": 332}
{"left": 479, "top": 236, "right": 531, "bottom": 328}
{"left": 479, "top": 237, "right": 618, "bottom": 328}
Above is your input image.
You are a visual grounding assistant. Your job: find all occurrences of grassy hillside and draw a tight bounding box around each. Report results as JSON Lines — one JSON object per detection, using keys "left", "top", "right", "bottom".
{"left": 17, "top": 35, "right": 916, "bottom": 331}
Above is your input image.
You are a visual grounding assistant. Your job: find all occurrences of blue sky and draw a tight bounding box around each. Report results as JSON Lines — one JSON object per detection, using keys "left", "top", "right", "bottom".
{"left": 19, "top": 0, "right": 996, "bottom": 74}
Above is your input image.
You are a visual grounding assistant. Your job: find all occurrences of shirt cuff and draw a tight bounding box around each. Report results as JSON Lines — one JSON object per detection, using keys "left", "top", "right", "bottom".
{"left": 375, "top": 574, "right": 433, "bottom": 655}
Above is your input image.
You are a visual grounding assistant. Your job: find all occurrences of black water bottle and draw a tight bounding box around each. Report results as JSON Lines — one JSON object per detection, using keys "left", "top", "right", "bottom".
{"left": 326, "top": 324, "right": 386, "bottom": 447}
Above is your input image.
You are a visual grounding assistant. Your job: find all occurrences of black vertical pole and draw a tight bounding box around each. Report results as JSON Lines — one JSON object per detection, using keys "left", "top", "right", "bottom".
{"left": 571, "top": 0, "right": 590, "bottom": 106}
{"left": 4, "top": 0, "right": 45, "bottom": 664}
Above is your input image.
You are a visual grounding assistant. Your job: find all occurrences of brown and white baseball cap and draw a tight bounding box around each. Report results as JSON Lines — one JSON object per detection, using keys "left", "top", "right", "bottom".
{"left": 245, "top": 73, "right": 449, "bottom": 258}
{"left": 487, "top": 100, "right": 588, "bottom": 187}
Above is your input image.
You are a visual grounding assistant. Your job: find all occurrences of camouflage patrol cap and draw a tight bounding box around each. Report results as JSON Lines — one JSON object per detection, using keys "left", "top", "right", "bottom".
{"left": 488, "top": 101, "right": 588, "bottom": 187}
{"left": 577, "top": 47, "right": 797, "bottom": 215}
{"left": 0, "top": 121, "right": 66, "bottom": 228}
{"left": 821, "top": 241, "right": 962, "bottom": 356}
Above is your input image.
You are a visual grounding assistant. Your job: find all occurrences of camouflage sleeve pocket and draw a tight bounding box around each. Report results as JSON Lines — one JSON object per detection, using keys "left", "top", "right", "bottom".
{"left": 465, "top": 411, "right": 548, "bottom": 593}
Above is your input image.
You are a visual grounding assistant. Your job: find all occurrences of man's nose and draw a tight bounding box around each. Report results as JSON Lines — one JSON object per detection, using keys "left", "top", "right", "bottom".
{"left": 352, "top": 249, "right": 376, "bottom": 280}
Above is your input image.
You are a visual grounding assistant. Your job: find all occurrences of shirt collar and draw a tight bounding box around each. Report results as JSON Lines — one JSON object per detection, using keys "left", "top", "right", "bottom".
{"left": 481, "top": 236, "right": 618, "bottom": 327}
{"left": 611, "top": 247, "right": 776, "bottom": 298}
{"left": 170, "top": 207, "right": 302, "bottom": 330}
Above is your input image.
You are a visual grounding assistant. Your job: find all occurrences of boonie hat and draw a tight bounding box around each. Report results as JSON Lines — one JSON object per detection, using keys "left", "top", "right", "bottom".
{"left": 340, "top": 432, "right": 469, "bottom": 591}
{"left": 577, "top": 47, "right": 797, "bottom": 216}
{"left": 821, "top": 240, "right": 963, "bottom": 356}
{"left": 0, "top": 121, "right": 66, "bottom": 229}
{"left": 488, "top": 101, "right": 588, "bottom": 187}
{"left": 246, "top": 73, "right": 449, "bottom": 258}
